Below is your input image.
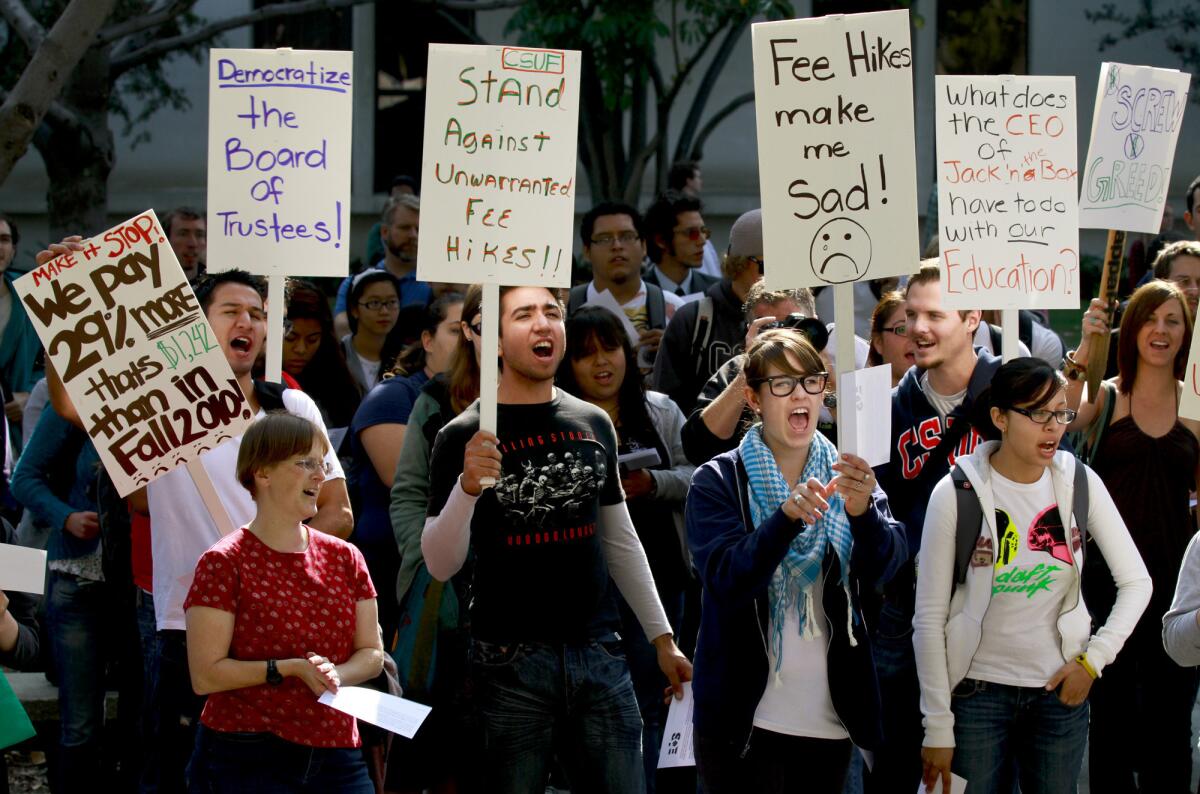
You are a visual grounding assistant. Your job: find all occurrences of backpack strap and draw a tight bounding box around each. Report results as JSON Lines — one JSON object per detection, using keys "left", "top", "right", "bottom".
{"left": 567, "top": 284, "right": 588, "bottom": 316}
{"left": 952, "top": 465, "right": 984, "bottom": 589}
{"left": 645, "top": 283, "right": 667, "bottom": 330}
{"left": 1072, "top": 459, "right": 1090, "bottom": 563}
{"left": 1018, "top": 310, "right": 1035, "bottom": 351}
{"left": 252, "top": 380, "right": 287, "bottom": 412}
{"left": 689, "top": 296, "right": 715, "bottom": 376}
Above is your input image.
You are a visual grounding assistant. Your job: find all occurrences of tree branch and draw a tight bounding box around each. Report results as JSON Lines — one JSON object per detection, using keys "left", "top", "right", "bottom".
{"left": 428, "top": 0, "right": 524, "bottom": 10}
{"left": 662, "top": 17, "right": 731, "bottom": 107}
{"left": 111, "top": 0, "right": 376, "bottom": 76}
{"left": 0, "top": 86, "right": 80, "bottom": 130}
{"left": 687, "top": 90, "right": 753, "bottom": 162}
{"left": 434, "top": 7, "right": 487, "bottom": 45}
{"left": 673, "top": 15, "right": 749, "bottom": 162}
{"left": 96, "top": 0, "right": 198, "bottom": 47}
{"left": 0, "top": 0, "right": 117, "bottom": 186}
{"left": 0, "top": 0, "right": 45, "bottom": 50}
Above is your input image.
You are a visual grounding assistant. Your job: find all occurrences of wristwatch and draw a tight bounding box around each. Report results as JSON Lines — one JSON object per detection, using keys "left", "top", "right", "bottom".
{"left": 266, "top": 659, "right": 283, "bottom": 686}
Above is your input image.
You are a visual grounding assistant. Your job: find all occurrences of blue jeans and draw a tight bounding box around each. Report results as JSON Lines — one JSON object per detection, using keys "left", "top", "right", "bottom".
{"left": 187, "top": 725, "right": 373, "bottom": 793}
{"left": 866, "top": 600, "right": 923, "bottom": 794}
{"left": 46, "top": 571, "right": 107, "bottom": 789}
{"left": 950, "top": 678, "right": 1089, "bottom": 794}
{"left": 153, "top": 630, "right": 205, "bottom": 794}
{"left": 471, "top": 635, "right": 644, "bottom": 794}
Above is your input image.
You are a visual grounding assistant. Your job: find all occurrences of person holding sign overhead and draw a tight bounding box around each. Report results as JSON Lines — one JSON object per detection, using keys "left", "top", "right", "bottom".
{"left": 684, "top": 332, "right": 905, "bottom": 792}
{"left": 421, "top": 285, "right": 691, "bottom": 793}
{"left": 184, "top": 412, "right": 383, "bottom": 793}
{"left": 914, "top": 358, "right": 1150, "bottom": 794}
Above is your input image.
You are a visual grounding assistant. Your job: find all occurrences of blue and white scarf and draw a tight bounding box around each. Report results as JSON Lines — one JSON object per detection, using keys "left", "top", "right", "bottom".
{"left": 739, "top": 426, "right": 856, "bottom": 670}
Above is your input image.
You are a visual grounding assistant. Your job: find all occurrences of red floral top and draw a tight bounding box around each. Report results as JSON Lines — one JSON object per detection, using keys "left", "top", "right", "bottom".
{"left": 184, "top": 527, "right": 376, "bottom": 747}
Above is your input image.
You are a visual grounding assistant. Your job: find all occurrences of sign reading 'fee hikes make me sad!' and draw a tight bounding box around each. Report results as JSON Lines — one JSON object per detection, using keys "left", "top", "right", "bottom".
{"left": 418, "top": 44, "right": 580, "bottom": 288}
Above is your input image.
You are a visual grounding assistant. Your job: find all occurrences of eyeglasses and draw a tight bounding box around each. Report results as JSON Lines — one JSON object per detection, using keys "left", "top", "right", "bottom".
{"left": 881, "top": 324, "right": 907, "bottom": 338}
{"left": 293, "top": 457, "right": 333, "bottom": 477}
{"left": 750, "top": 372, "right": 829, "bottom": 397}
{"left": 590, "top": 231, "right": 640, "bottom": 247}
{"left": 747, "top": 256, "right": 765, "bottom": 274}
{"left": 358, "top": 299, "right": 399, "bottom": 312}
{"left": 675, "top": 226, "right": 711, "bottom": 242}
{"left": 468, "top": 320, "right": 482, "bottom": 336}
{"left": 1008, "top": 407, "right": 1078, "bottom": 425}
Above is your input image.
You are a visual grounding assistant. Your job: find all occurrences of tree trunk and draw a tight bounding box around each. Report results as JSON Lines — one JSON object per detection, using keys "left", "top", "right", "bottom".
{"left": 35, "top": 46, "right": 114, "bottom": 239}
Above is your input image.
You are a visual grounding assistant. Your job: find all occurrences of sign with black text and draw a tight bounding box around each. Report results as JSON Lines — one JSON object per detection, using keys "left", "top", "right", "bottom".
{"left": 13, "top": 211, "right": 253, "bottom": 496}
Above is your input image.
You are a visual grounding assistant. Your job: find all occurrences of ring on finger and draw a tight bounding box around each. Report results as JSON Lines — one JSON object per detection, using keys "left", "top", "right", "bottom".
{"left": 792, "top": 492, "right": 803, "bottom": 505}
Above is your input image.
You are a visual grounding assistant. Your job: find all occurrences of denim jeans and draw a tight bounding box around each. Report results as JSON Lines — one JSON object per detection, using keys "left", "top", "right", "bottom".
{"left": 153, "top": 630, "right": 205, "bottom": 794}
{"left": 46, "top": 571, "right": 108, "bottom": 790}
{"left": 695, "top": 728, "right": 852, "bottom": 794}
{"left": 865, "top": 600, "right": 923, "bottom": 794}
{"left": 470, "top": 635, "right": 644, "bottom": 794}
{"left": 187, "top": 725, "right": 374, "bottom": 793}
{"left": 950, "top": 678, "right": 1089, "bottom": 794}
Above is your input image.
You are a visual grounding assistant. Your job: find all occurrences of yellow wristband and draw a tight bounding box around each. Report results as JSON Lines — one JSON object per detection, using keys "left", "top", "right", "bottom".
{"left": 1075, "top": 653, "right": 1098, "bottom": 679}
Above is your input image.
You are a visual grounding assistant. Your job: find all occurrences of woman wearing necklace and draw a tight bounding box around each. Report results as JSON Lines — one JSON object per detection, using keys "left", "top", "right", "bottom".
{"left": 685, "top": 332, "right": 905, "bottom": 792}
{"left": 184, "top": 413, "right": 384, "bottom": 793}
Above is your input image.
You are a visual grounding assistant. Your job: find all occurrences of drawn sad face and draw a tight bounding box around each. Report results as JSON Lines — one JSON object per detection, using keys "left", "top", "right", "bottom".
{"left": 810, "top": 218, "right": 872, "bottom": 284}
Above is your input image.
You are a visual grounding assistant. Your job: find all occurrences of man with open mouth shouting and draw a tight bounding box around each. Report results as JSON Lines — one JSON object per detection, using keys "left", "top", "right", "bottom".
{"left": 422, "top": 284, "right": 691, "bottom": 794}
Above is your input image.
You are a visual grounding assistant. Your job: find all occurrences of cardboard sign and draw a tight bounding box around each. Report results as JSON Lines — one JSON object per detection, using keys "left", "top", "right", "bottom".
{"left": 13, "top": 211, "right": 253, "bottom": 497}
{"left": 417, "top": 44, "right": 581, "bottom": 287}
{"left": 1179, "top": 327, "right": 1200, "bottom": 422}
{"left": 206, "top": 48, "right": 353, "bottom": 277}
{"left": 838, "top": 364, "right": 892, "bottom": 466}
{"left": 935, "top": 75, "right": 1080, "bottom": 310}
{"left": 752, "top": 10, "right": 919, "bottom": 289}
{"left": 1079, "top": 62, "right": 1191, "bottom": 233}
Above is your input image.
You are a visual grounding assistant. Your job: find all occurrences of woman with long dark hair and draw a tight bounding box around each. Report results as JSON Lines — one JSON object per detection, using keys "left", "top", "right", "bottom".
{"left": 282, "top": 279, "right": 360, "bottom": 430}
{"left": 867, "top": 290, "right": 913, "bottom": 388}
{"left": 916, "top": 358, "right": 1150, "bottom": 794}
{"left": 556, "top": 305, "right": 694, "bottom": 789}
{"left": 1065, "top": 279, "right": 1200, "bottom": 793}
{"left": 342, "top": 271, "right": 405, "bottom": 394}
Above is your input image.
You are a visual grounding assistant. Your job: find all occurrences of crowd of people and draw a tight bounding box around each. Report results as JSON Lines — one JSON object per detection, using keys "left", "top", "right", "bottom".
{"left": 3, "top": 162, "right": 1200, "bottom": 794}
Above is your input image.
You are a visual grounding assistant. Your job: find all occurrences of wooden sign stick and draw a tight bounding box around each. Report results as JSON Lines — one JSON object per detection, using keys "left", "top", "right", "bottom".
{"left": 266, "top": 273, "right": 285, "bottom": 384}
{"left": 479, "top": 282, "right": 500, "bottom": 488}
{"left": 834, "top": 283, "right": 855, "bottom": 444}
{"left": 1000, "top": 308, "right": 1019, "bottom": 362}
{"left": 187, "top": 459, "right": 237, "bottom": 536}
{"left": 1084, "top": 229, "right": 1126, "bottom": 403}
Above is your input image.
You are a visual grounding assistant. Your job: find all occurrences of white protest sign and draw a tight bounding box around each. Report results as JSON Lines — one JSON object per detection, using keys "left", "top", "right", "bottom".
{"left": 935, "top": 75, "right": 1080, "bottom": 310}
{"left": 657, "top": 681, "right": 695, "bottom": 769}
{"left": 0, "top": 544, "right": 46, "bottom": 595}
{"left": 318, "top": 686, "right": 432, "bottom": 739}
{"left": 418, "top": 44, "right": 580, "bottom": 287}
{"left": 839, "top": 364, "right": 892, "bottom": 466}
{"left": 13, "top": 211, "right": 253, "bottom": 497}
{"left": 206, "top": 49, "right": 353, "bottom": 277}
{"left": 1179, "top": 329, "right": 1200, "bottom": 421}
{"left": 752, "top": 10, "right": 919, "bottom": 290}
{"left": 1080, "top": 63, "right": 1190, "bottom": 233}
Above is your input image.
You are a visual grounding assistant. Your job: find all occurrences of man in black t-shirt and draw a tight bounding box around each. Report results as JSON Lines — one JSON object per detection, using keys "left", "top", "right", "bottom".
{"left": 422, "top": 285, "right": 691, "bottom": 792}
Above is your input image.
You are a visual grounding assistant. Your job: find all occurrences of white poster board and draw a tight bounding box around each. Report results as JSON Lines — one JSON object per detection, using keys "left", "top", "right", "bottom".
{"left": 752, "top": 10, "right": 919, "bottom": 289}
{"left": 1179, "top": 330, "right": 1200, "bottom": 421}
{"left": 13, "top": 211, "right": 253, "bottom": 496}
{"left": 417, "top": 44, "right": 580, "bottom": 288}
{"left": 1079, "top": 63, "right": 1191, "bottom": 233}
{"left": 206, "top": 48, "right": 353, "bottom": 277}
{"left": 935, "top": 75, "right": 1080, "bottom": 310}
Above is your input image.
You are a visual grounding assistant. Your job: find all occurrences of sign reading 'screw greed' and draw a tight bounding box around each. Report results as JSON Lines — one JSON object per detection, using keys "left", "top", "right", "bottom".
{"left": 13, "top": 211, "right": 252, "bottom": 496}
{"left": 752, "top": 10, "right": 919, "bottom": 289}
{"left": 418, "top": 44, "right": 581, "bottom": 287}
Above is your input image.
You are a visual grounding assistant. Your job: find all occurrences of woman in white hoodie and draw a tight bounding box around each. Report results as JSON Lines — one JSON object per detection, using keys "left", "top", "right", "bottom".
{"left": 914, "top": 358, "right": 1151, "bottom": 794}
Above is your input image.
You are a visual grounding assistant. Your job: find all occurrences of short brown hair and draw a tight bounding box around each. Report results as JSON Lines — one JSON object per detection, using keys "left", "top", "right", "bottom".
{"left": 1117, "top": 279, "right": 1194, "bottom": 394}
{"left": 743, "top": 331, "right": 824, "bottom": 387}
{"left": 868, "top": 290, "right": 906, "bottom": 366}
{"left": 236, "top": 413, "right": 329, "bottom": 496}
{"left": 1152, "top": 240, "right": 1200, "bottom": 280}
{"left": 721, "top": 253, "right": 757, "bottom": 281}
{"left": 904, "top": 259, "right": 941, "bottom": 298}
{"left": 742, "top": 283, "right": 816, "bottom": 321}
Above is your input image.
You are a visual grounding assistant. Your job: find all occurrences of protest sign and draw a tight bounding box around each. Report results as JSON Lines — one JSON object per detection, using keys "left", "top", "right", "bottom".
{"left": 13, "top": 211, "right": 253, "bottom": 497}
{"left": 1179, "top": 324, "right": 1200, "bottom": 422}
{"left": 206, "top": 48, "right": 353, "bottom": 278}
{"left": 935, "top": 75, "right": 1080, "bottom": 310}
{"left": 417, "top": 44, "right": 580, "bottom": 288}
{"left": 751, "top": 9, "right": 919, "bottom": 290}
{"left": 1079, "top": 63, "right": 1190, "bottom": 233}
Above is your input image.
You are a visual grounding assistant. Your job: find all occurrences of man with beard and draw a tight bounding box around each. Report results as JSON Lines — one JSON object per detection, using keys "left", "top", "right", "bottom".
{"left": 335, "top": 194, "right": 427, "bottom": 337}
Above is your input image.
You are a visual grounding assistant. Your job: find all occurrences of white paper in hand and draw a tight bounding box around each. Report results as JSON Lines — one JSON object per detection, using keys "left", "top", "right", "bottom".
{"left": 0, "top": 544, "right": 46, "bottom": 595}
{"left": 916, "top": 773, "right": 967, "bottom": 794}
{"left": 839, "top": 364, "right": 893, "bottom": 467}
{"left": 317, "top": 686, "right": 431, "bottom": 739}
{"left": 658, "top": 681, "right": 695, "bottom": 769}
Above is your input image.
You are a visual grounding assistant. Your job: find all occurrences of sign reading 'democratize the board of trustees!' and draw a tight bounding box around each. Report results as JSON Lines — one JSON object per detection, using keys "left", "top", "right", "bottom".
{"left": 13, "top": 211, "right": 253, "bottom": 497}
{"left": 207, "top": 49, "right": 352, "bottom": 277}
{"left": 1079, "top": 62, "right": 1191, "bottom": 234}
{"left": 417, "top": 44, "right": 580, "bottom": 287}
{"left": 751, "top": 9, "right": 919, "bottom": 290}
{"left": 935, "top": 75, "right": 1080, "bottom": 310}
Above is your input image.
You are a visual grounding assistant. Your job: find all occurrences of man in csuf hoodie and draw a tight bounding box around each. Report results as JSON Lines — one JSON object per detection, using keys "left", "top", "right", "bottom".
{"left": 867, "top": 260, "right": 1002, "bottom": 793}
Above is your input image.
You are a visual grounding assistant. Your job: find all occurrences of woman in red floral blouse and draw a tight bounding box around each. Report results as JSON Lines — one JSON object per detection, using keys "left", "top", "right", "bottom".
{"left": 184, "top": 413, "right": 384, "bottom": 793}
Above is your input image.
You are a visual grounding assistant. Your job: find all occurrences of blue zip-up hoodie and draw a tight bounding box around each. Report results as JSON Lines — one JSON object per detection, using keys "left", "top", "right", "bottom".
{"left": 685, "top": 448, "right": 907, "bottom": 753}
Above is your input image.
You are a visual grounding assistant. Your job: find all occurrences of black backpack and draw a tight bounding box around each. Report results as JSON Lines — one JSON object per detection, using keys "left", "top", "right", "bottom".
{"left": 949, "top": 461, "right": 1090, "bottom": 592}
{"left": 567, "top": 282, "right": 668, "bottom": 330}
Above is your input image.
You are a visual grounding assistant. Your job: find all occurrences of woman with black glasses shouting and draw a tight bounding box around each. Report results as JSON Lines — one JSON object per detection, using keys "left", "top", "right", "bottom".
{"left": 685, "top": 332, "right": 906, "bottom": 793}
{"left": 915, "top": 357, "right": 1150, "bottom": 794}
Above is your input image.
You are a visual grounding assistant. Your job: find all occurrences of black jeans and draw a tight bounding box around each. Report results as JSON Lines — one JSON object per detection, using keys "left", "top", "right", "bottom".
{"left": 152, "top": 630, "right": 206, "bottom": 794}
{"left": 695, "top": 728, "right": 852, "bottom": 794}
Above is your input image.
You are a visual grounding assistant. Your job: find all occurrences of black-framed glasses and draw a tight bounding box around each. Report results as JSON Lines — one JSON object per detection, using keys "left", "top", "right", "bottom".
{"left": 1008, "top": 406, "right": 1077, "bottom": 425}
{"left": 467, "top": 320, "right": 483, "bottom": 337}
{"left": 881, "top": 323, "right": 907, "bottom": 338}
{"left": 675, "top": 225, "right": 711, "bottom": 241}
{"left": 751, "top": 372, "right": 829, "bottom": 397}
{"left": 590, "top": 231, "right": 640, "bottom": 247}
{"left": 358, "top": 299, "right": 399, "bottom": 312}
{"left": 747, "top": 256, "right": 764, "bottom": 274}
